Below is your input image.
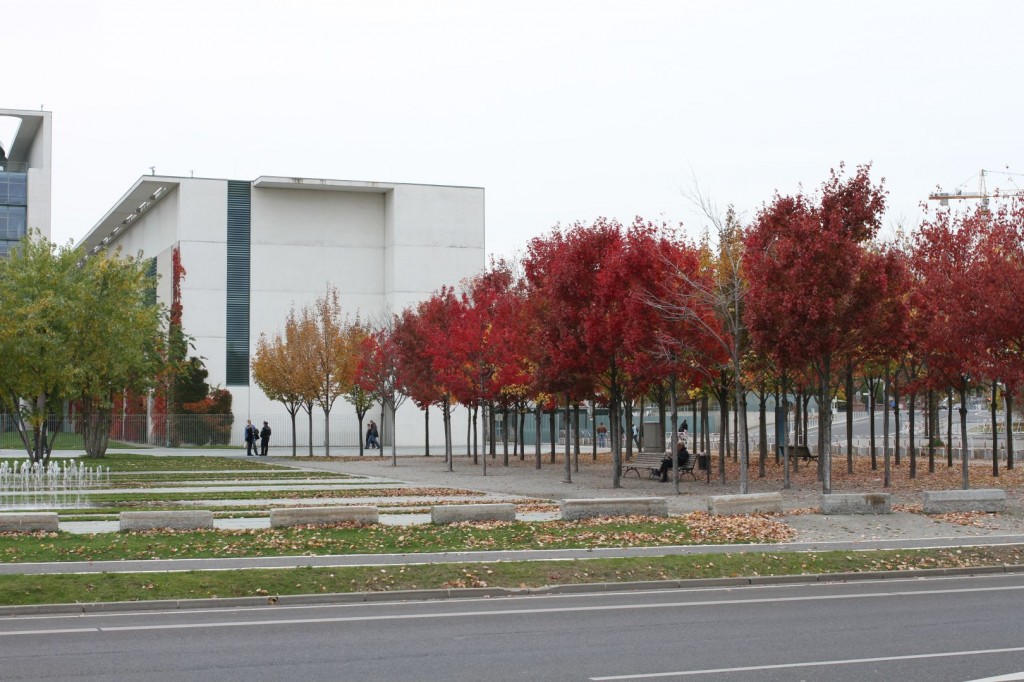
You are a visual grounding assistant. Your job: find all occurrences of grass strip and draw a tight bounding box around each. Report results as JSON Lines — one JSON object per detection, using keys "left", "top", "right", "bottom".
{"left": 0, "top": 433, "right": 135, "bottom": 450}
{"left": 107, "top": 472, "right": 351, "bottom": 482}
{"left": 0, "top": 514, "right": 788, "bottom": 562}
{"left": 80, "top": 486, "right": 477, "bottom": 503}
{"left": 2, "top": 546, "right": 1022, "bottom": 607}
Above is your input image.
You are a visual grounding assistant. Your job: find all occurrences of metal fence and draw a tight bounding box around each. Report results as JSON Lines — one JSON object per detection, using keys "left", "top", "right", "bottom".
{"left": 0, "top": 413, "right": 368, "bottom": 450}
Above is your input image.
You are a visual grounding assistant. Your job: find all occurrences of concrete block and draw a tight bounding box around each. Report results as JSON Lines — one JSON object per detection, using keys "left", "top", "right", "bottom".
{"left": 0, "top": 512, "right": 59, "bottom": 532}
{"left": 119, "top": 510, "right": 214, "bottom": 532}
{"left": 923, "top": 488, "right": 1006, "bottom": 514}
{"left": 430, "top": 503, "right": 516, "bottom": 524}
{"left": 561, "top": 497, "right": 669, "bottom": 521}
{"left": 707, "top": 493, "right": 782, "bottom": 516}
{"left": 270, "top": 506, "right": 379, "bottom": 527}
{"left": 820, "top": 493, "right": 891, "bottom": 515}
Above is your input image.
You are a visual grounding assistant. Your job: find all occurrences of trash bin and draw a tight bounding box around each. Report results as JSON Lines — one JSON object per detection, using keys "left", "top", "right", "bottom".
{"left": 697, "top": 454, "right": 709, "bottom": 471}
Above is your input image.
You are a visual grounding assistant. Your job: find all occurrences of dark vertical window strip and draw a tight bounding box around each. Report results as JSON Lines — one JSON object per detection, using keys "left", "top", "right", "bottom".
{"left": 225, "top": 180, "right": 251, "bottom": 385}
{"left": 143, "top": 257, "right": 157, "bottom": 307}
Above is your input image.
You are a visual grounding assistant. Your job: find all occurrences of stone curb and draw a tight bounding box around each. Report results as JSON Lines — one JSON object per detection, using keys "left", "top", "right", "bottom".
{"left": 3, "top": 563, "right": 1023, "bottom": 618}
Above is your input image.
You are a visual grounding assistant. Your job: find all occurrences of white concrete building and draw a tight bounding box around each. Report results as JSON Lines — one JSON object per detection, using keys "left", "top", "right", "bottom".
{"left": 78, "top": 174, "right": 484, "bottom": 447}
{"left": 0, "top": 108, "right": 52, "bottom": 252}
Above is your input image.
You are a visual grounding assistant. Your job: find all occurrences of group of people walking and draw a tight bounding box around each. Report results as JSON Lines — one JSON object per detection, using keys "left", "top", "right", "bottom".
{"left": 242, "top": 419, "right": 379, "bottom": 455}
{"left": 365, "top": 421, "right": 379, "bottom": 449}
{"left": 244, "top": 420, "right": 271, "bottom": 456}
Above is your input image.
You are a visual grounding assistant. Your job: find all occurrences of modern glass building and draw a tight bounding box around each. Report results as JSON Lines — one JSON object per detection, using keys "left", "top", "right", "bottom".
{"left": 0, "top": 170, "right": 27, "bottom": 256}
{"left": 0, "top": 108, "right": 52, "bottom": 249}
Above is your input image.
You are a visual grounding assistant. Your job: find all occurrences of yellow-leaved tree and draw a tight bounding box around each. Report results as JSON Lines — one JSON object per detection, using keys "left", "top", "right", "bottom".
{"left": 252, "top": 309, "right": 317, "bottom": 456}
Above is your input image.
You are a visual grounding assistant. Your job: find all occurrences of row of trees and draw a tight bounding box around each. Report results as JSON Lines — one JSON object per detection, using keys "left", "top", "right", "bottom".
{"left": 254, "top": 164, "right": 1024, "bottom": 495}
{"left": 251, "top": 288, "right": 371, "bottom": 457}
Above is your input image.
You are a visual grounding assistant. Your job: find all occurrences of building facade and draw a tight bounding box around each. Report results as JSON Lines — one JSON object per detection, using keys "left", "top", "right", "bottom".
{"left": 78, "top": 175, "right": 485, "bottom": 447}
{"left": 0, "top": 108, "right": 52, "bottom": 253}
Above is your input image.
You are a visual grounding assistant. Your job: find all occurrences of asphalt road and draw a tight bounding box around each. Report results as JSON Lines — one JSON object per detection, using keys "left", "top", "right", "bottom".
{"left": 3, "top": 573, "right": 1024, "bottom": 681}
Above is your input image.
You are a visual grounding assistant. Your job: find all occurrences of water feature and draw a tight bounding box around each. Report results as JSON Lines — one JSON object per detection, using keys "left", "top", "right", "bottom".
{"left": 0, "top": 459, "right": 110, "bottom": 510}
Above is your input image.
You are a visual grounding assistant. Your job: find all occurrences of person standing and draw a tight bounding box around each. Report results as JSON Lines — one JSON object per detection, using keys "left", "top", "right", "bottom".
{"left": 244, "top": 420, "right": 258, "bottom": 456}
{"left": 259, "top": 421, "right": 272, "bottom": 456}
{"left": 368, "top": 421, "right": 380, "bottom": 449}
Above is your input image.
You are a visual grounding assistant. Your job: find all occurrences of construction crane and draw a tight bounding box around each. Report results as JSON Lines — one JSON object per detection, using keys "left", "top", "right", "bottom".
{"left": 929, "top": 169, "right": 1024, "bottom": 207}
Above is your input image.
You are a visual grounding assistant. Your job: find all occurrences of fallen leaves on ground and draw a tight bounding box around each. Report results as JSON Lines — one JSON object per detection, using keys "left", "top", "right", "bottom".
{"left": 931, "top": 511, "right": 999, "bottom": 528}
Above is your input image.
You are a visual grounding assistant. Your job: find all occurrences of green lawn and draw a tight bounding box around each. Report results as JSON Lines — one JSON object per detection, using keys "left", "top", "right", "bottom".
{"left": 1, "top": 545, "right": 1020, "bottom": 607}
{"left": 0, "top": 432, "right": 136, "bottom": 450}
{"left": 0, "top": 516, "right": 781, "bottom": 562}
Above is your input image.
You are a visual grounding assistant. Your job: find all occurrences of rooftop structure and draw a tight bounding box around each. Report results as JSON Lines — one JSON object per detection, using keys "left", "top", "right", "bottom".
{"left": 0, "top": 108, "right": 52, "bottom": 254}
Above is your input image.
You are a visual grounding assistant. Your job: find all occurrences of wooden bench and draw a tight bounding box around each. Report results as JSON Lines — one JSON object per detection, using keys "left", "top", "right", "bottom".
{"left": 622, "top": 452, "right": 665, "bottom": 479}
{"left": 777, "top": 444, "right": 817, "bottom": 462}
{"left": 622, "top": 452, "right": 699, "bottom": 480}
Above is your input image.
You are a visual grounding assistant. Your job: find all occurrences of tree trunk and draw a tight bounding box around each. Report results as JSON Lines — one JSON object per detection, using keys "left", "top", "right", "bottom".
{"left": 611, "top": 398, "right": 622, "bottom": 488}
{"left": 820, "top": 357, "right": 833, "bottom": 495}
{"left": 535, "top": 405, "right": 542, "bottom": 470}
{"left": 549, "top": 408, "right": 556, "bottom": 464}
{"left": 307, "top": 406, "right": 314, "bottom": 457}
{"left": 563, "top": 394, "right": 572, "bottom": 484}
{"left": 480, "top": 404, "right": 487, "bottom": 476}
{"left": 488, "top": 405, "right": 495, "bottom": 459}
{"left": 693, "top": 400, "right": 699, "bottom": 456}
{"left": 499, "top": 406, "right": 509, "bottom": 466}
{"left": 947, "top": 387, "right": 954, "bottom": 467}
{"left": 867, "top": 376, "right": 877, "bottom": 470}
{"left": 908, "top": 392, "right": 917, "bottom": 479}
{"left": 991, "top": 382, "right": 999, "bottom": 478}
{"left": 718, "top": 391, "right": 727, "bottom": 484}
{"left": 758, "top": 392, "right": 767, "bottom": 478}
{"left": 883, "top": 379, "right": 891, "bottom": 487}
{"left": 445, "top": 398, "right": 453, "bottom": 472}
{"left": 519, "top": 407, "right": 526, "bottom": 461}
{"left": 291, "top": 409, "right": 298, "bottom": 457}
{"left": 959, "top": 385, "right": 969, "bottom": 490}
{"left": 323, "top": 406, "right": 331, "bottom": 457}
{"left": 425, "top": 408, "right": 430, "bottom": 457}
{"left": 892, "top": 379, "right": 901, "bottom": 467}
{"left": 572, "top": 403, "right": 580, "bottom": 472}
{"left": 927, "top": 390, "right": 935, "bottom": 474}
{"left": 845, "top": 366, "right": 854, "bottom": 474}
{"left": 736, "top": 386, "right": 748, "bottom": 494}
{"left": 83, "top": 407, "right": 113, "bottom": 458}
{"left": 1007, "top": 391, "right": 1014, "bottom": 470}
{"left": 782, "top": 392, "right": 791, "bottom": 490}
{"left": 773, "top": 389, "right": 781, "bottom": 464}
{"left": 732, "top": 394, "right": 738, "bottom": 463}
{"left": 791, "top": 392, "right": 800, "bottom": 475}
{"left": 472, "top": 403, "right": 479, "bottom": 466}
{"left": 591, "top": 400, "right": 598, "bottom": 462}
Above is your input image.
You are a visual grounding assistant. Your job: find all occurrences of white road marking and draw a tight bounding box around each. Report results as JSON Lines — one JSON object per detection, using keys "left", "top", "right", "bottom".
{"left": 1, "top": 582, "right": 1023, "bottom": 638}
{"left": 590, "top": 647, "right": 1024, "bottom": 679}
{"left": 963, "top": 673, "right": 1024, "bottom": 681}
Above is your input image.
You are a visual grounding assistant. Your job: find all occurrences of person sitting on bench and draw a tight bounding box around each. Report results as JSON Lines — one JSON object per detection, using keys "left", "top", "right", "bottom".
{"left": 659, "top": 441, "right": 690, "bottom": 482}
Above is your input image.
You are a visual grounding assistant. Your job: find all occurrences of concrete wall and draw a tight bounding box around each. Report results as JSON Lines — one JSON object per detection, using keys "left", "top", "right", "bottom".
{"left": 88, "top": 176, "right": 484, "bottom": 447}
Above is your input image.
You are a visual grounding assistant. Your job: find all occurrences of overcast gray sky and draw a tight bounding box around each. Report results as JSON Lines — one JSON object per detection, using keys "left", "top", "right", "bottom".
{"left": 4, "top": 0, "right": 1023, "bottom": 257}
